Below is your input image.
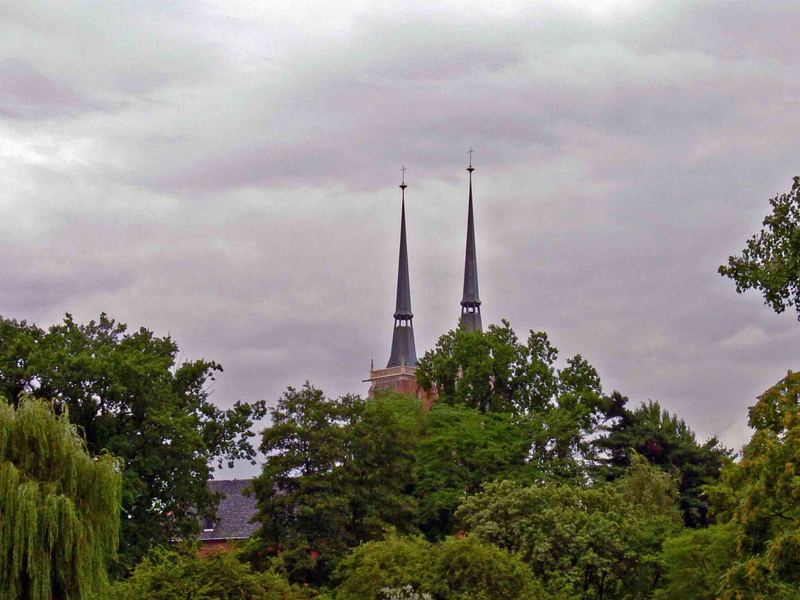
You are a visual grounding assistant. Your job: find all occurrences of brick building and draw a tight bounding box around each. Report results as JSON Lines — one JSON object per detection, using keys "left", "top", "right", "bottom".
{"left": 199, "top": 479, "right": 258, "bottom": 557}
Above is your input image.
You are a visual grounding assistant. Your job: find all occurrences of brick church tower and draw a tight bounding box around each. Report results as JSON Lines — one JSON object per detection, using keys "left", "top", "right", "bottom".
{"left": 367, "top": 158, "right": 483, "bottom": 403}
{"left": 366, "top": 170, "right": 426, "bottom": 399}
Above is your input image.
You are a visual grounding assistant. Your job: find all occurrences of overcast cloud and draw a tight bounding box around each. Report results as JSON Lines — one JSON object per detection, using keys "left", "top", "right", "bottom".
{"left": 2, "top": 0, "right": 800, "bottom": 472}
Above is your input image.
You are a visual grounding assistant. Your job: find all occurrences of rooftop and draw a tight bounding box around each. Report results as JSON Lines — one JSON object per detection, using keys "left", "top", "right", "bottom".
{"left": 199, "top": 479, "right": 258, "bottom": 541}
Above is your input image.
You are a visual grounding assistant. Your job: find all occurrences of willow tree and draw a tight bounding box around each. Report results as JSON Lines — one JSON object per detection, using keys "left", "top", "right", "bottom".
{"left": 0, "top": 398, "right": 121, "bottom": 600}
{"left": 0, "top": 314, "right": 266, "bottom": 572}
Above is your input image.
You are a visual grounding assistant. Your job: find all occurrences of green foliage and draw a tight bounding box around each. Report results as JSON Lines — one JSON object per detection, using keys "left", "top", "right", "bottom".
{"left": 708, "top": 371, "right": 800, "bottom": 598}
{"left": 334, "top": 536, "right": 432, "bottom": 600}
{"left": 456, "top": 465, "right": 682, "bottom": 599}
{"left": 416, "top": 321, "right": 612, "bottom": 476}
{"left": 597, "top": 397, "right": 730, "bottom": 526}
{"left": 111, "top": 545, "right": 315, "bottom": 599}
{"left": 335, "top": 535, "right": 543, "bottom": 600}
{"left": 615, "top": 451, "right": 682, "bottom": 522}
{"left": 413, "top": 403, "right": 543, "bottom": 538}
{"left": 0, "top": 314, "right": 266, "bottom": 572}
{"left": 417, "top": 321, "right": 602, "bottom": 415}
{"left": 253, "top": 385, "right": 419, "bottom": 584}
{"left": 429, "top": 535, "right": 543, "bottom": 600}
{"left": 0, "top": 397, "right": 121, "bottom": 600}
{"left": 719, "top": 176, "right": 800, "bottom": 319}
{"left": 656, "top": 524, "right": 737, "bottom": 600}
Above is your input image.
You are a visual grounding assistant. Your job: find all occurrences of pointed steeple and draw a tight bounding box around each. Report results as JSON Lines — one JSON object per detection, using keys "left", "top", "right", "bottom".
{"left": 460, "top": 150, "right": 483, "bottom": 332}
{"left": 387, "top": 167, "right": 418, "bottom": 367}
{"left": 394, "top": 182, "right": 412, "bottom": 319}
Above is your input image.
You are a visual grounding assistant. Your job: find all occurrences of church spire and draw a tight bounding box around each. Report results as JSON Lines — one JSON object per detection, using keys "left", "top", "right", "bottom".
{"left": 459, "top": 150, "right": 482, "bottom": 332}
{"left": 387, "top": 167, "right": 418, "bottom": 367}
{"left": 394, "top": 169, "right": 412, "bottom": 319}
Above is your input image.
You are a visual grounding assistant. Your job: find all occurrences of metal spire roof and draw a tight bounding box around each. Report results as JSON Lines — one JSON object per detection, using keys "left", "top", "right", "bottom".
{"left": 460, "top": 150, "right": 483, "bottom": 332}
{"left": 388, "top": 167, "right": 418, "bottom": 367}
{"left": 394, "top": 173, "right": 412, "bottom": 319}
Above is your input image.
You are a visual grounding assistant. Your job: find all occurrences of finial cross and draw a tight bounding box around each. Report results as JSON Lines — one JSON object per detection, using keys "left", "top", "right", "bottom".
{"left": 401, "top": 165, "right": 406, "bottom": 183}
{"left": 468, "top": 147, "right": 474, "bottom": 167}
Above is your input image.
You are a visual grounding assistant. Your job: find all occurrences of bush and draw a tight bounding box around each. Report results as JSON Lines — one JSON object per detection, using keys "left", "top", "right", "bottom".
{"left": 334, "top": 535, "right": 542, "bottom": 600}
{"left": 334, "top": 536, "right": 432, "bottom": 600}
{"left": 429, "top": 536, "right": 543, "bottom": 600}
{"left": 112, "top": 546, "right": 316, "bottom": 600}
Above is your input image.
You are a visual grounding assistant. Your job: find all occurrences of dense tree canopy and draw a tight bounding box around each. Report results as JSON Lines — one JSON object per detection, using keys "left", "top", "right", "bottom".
{"left": 708, "top": 370, "right": 800, "bottom": 598}
{"left": 719, "top": 176, "right": 800, "bottom": 319}
{"left": 413, "top": 403, "right": 543, "bottom": 538}
{"left": 0, "top": 314, "right": 266, "bottom": 572}
{"left": 655, "top": 524, "right": 737, "bottom": 600}
{"left": 0, "top": 398, "right": 121, "bottom": 600}
{"left": 429, "top": 535, "right": 543, "bottom": 600}
{"left": 416, "top": 321, "right": 614, "bottom": 474}
{"left": 111, "top": 546, "right": 315, "bottom": 600}
{"left": 333, "top": 536, "right": 433, "bottom": 599}
{"left": 456, "top": 457, "right": 682, "bottom": 599}
{"left": 597, "top": 398, "right": 730, "bottom": 527}
{"left": 252, "top": 385, "right": 420, "bottom": 583}
{"left": 334, "top": 535, "right": 543, "bottom": 600}
{"left": 3, "top": 309, "right": 789, "bottom": 598}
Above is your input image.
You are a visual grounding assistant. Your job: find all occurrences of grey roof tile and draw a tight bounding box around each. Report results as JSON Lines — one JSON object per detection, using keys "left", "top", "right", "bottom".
{"left": 199, "top": 479, "right": 258, "bottom": 541}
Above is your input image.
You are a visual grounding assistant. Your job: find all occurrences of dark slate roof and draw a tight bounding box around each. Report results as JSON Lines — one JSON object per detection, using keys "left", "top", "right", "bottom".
{"left": 388, "top": 323, "right": 417, "bottom": 368}
{"left": 199, "top": 479, "right": 258, "bottom": 541}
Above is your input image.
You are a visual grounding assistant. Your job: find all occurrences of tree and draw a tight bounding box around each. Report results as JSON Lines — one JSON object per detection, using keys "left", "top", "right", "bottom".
{"left": 111, "top": 545, "right": 315, "bottom": 600}
{"left": 615, "top": 452, "right": 682, "bottom": 522}
{"left": 707, "top": 371, "right": 800, "bottom": 598}
{"left": 429, "top": 535, "right": 544, "bottom": 600}
{"left": 333, "top": 536, "right": 433, "bottom": 600}
{"left": 252, "top": 385, "right": 419, "bottom": 584}
{"left": 596, "top": 398, "right": 730, "bottom": 527}
{"left": 416, "top": 321, "right": 613, "bottom": 474}
{"left": 456, "top": 462, "right": 682, "bottom": 599}
{"left": 413, "top": 403, "right": 544, "bottom": 539}
{"left": 0, "top": 314, "right": 266, "bottom": 572}
{"left": 655, "top": 524, "right": 737, "bottom": 600}
{"left": 719, "top": 176, "right": 800, "bottom": 319}
{"left": 0, "top": 397, "right": 121, "bottom": 600}
{"left": 334, "top": 535, "right": 543, "bottom": 600}
{"left": 418, "top": 321, "right": 592, "bottom": 414}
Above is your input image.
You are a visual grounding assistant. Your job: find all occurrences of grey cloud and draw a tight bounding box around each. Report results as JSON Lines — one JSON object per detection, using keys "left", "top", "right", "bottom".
{"left": 0, "top": 58, "right": 93, "bottom": 119}
{"left": 117, "top": 7, "right": 794, "bottom": 196}
{"left": 628, "top": 1, "right": 800, "bottom": 65}
{"left": 0, "top": 1, "right": 224, "bottom": 120}
{"left": 2, "top": 0, "right": 800, "bottom": 465}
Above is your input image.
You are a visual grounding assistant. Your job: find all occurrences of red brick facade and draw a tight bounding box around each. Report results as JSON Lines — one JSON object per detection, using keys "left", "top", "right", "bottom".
{"left": 198, "top": 539, "right": 240, "bottom": 558}
{"left": 366, "top": 364, "right": 437, "bottom": 410}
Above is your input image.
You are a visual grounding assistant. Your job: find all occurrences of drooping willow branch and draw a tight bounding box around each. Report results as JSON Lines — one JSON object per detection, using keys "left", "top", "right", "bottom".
{"left": 0, "top": 398, "right": 122, "bottom": 600}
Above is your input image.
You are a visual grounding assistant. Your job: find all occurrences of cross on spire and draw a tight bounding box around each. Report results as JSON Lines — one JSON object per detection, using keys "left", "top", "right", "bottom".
{"left": 400, "top": 165, "right": 407, "bottom": 189}
{"left": 467, "top": 147, "right": 474, "bottom": 172}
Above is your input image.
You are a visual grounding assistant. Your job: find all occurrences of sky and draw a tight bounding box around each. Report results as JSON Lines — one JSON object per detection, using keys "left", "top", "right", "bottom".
{"left": 2, "top": 0, "right": 799, "bottom": 470}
